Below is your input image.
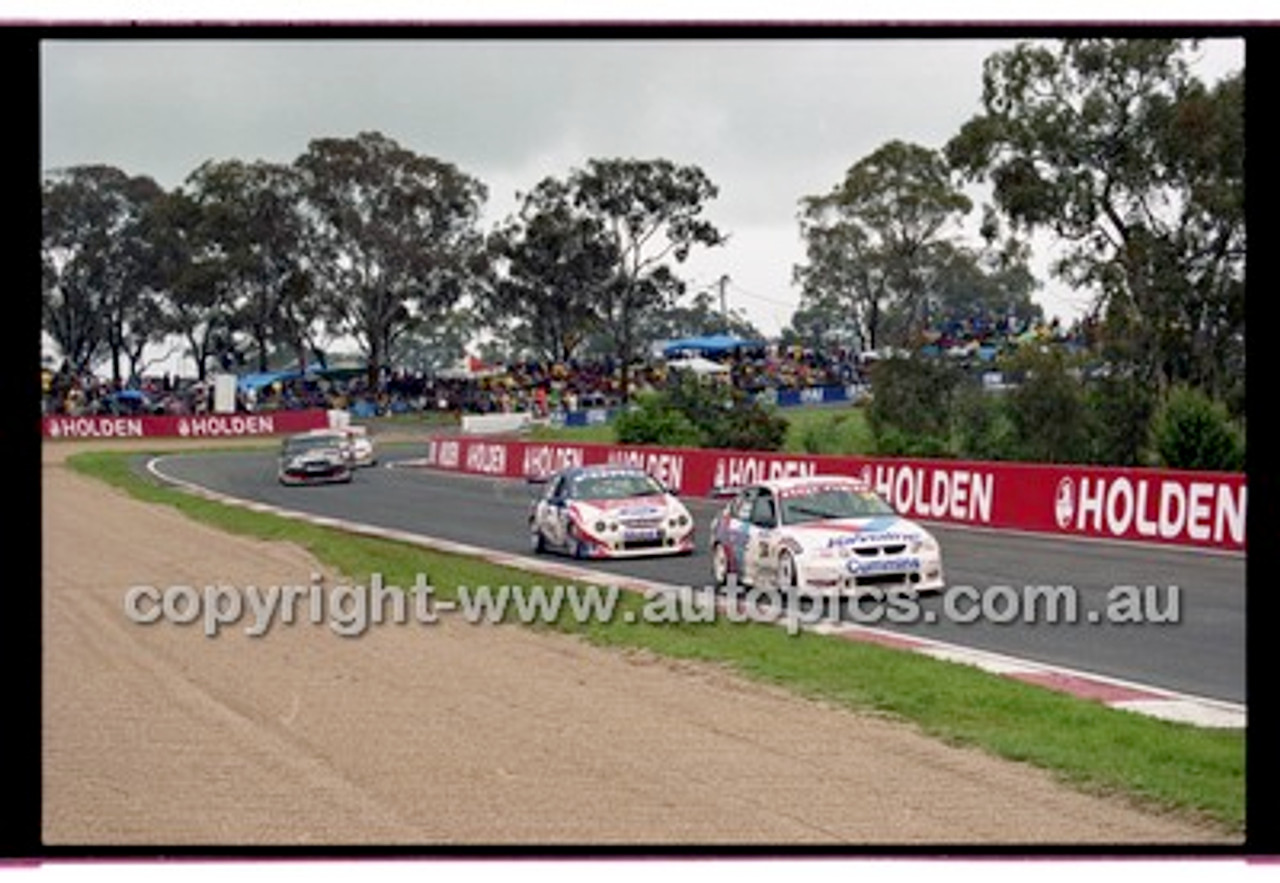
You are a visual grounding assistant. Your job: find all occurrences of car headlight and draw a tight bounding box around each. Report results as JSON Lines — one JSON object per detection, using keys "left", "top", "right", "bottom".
{"left": 595, "top": 520, "right": 607, "bottom": 533}
{"left": 911, "top": 536, "right": 939, "bottom": 554}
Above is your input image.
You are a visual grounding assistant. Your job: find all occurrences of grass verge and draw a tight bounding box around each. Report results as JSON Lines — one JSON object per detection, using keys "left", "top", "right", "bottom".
{"left": 782, "top": 405, "right": 874, "bottom": 455}
{"left": 66, "top": 447, "right": 1243, "bottom": 835}
{"left": 526, "top": 421, "right": 617, "bottom": 444}
{"left": 526, "top": 405, "right": 877, "bottom": 455}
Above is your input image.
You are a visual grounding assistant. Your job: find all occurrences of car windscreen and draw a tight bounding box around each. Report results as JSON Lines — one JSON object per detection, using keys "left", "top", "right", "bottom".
{"left": 571, "top": 473, "right": 665, "bottom": 500}
{"left": 284, "top": 436, "right": 340, "bottom": 454}
{"left": 779, "top": 486, "right": 895, "bottom": 525}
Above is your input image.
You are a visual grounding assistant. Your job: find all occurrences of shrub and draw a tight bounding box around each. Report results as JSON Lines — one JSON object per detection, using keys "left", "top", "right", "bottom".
{"left": 616, "top": 374, "right": 789, "bottom": 452}
{"left": 1003, "top": 348, "right": 1089, "bottom": 464}
{"left": 873, "top": 424, "right": 952, "bottom": 458}
{"left": 614, "top": 392, "right": 704, "bottom": 447}
{"left": 866, "top": 357, "right": 960, "bottom": 456}
{"left": 951, "top": 383, "right": 1022, "bottom": 461}
{"left": 1083, "top": 369, "right": 1158, "bottom": 466}
{"left": 795, "top": 410, "right": 862, "bottom": 455}
{"left": 1152, "top": 385, "right": 1245, "bottom": 472}
{"left": 707, "top": 399, "right": 789, "bottom": 451}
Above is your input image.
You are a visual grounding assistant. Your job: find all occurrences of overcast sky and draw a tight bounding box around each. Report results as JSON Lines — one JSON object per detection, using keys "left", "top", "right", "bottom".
{"left": 41, "top": 33, "right": 1244, "bottom": 348}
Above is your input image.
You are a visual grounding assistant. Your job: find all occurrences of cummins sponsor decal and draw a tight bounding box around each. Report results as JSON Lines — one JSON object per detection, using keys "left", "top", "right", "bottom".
{"left": 845, "top": 556, "right": 922, "bottom": 575}
{"left": 606, "top": 450, "right": 685, "bottom": 492}
{"left": 1054, "top": 475, "right": 1246, "bottom": 545}
{"left": 713, "top": 456, "right": 816, "bottom": 489}
{"left": 868, "top": 465, "right": 994, "bottom": 524}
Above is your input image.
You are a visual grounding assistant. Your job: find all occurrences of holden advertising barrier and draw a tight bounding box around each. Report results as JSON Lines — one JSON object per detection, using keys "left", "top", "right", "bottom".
{"left": 422, "top": 435, "right": 1247, "bottom": 553}
{"left": 42, "top": 409, "right": 331, "bottom": 439}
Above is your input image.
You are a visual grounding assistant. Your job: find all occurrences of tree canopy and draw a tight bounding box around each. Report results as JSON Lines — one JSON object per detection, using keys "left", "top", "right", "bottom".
{"left": 294, "top": 131, "right": 489, "bottom": 387}
{"left": 41, "top": 40, "right": 1244, "bottom": 427}
{"left": 945, "top": 39, "right": 1244, "bottom": 405}
{"left": 567, "top": 158, "right": 726, "bottom": 398}
{"left": 794, "top": 140, "right": 976, "bottom": 351}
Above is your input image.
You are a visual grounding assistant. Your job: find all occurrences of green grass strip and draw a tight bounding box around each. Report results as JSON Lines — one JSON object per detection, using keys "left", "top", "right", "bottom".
{"left": 66, "top": 447, "right": 1243, "bottom": 835}
{"left": 526, "top": 405, "right": 877, "bottom": 455}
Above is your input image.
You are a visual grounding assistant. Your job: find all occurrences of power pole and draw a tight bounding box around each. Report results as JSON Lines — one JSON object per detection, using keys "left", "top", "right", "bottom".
{"left": 718, "top": 274, "right": 730, "bottom": 332}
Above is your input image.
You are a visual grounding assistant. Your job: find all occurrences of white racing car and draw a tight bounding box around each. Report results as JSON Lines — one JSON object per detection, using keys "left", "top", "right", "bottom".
{"left": 709, "top": 475, "right": 944, "bottom": 595}
{"left": 529, "top": 465, "right": 696, "bottom": 558}
{"left": 339, "top": 424, "right": 377, "bottom": 467}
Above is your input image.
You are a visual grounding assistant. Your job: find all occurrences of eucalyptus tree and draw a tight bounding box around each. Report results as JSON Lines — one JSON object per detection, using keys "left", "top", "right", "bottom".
{"left": 567, "top": 158, "right": 726, "bottom": 399}
{"left": 795, "top": 140, "right": 973, "bottom": 352}
{"left": 387, "top": 306, "right": 481, "bottom": 375}
{"left": 142, "top": 188, "right": 240, "bottom": 381}
{"left": 945, "top": 38, "right": 1244, "bottom": 402}
{"left": 41, "top": 165, "right": 166, "bottom": 382}
{"left": 485, "top": 176, "right": 617, "bottom": 363}
{"left": 294, "top": 131, "right": 489, "bottom": 389}
{"left": 926, "top": 236, "right": 1042, "bottom": 331}
{"left": 636, "top": 288, "right": 764, "bottom": 345}
{"left": 780, "top": 291, "right": 868, "bottom": 353}
{"left": 183, "top": 159, "right": 317, "bottom": 372}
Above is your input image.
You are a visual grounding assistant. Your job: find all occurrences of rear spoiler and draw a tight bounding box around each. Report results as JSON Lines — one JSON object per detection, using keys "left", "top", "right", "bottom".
{"left": 708, "top": 485, "right": 743, "bottom": 499}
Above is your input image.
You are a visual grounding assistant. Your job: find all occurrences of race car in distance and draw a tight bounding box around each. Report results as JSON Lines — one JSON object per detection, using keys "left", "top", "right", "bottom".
{"left": 529, "top": 465, "right": 695, "bottom": 558}
{"left": 277, "top": 431, "right": 354, "bottom": 485}
{"left": 338, "top": 424, "right": 377, "bottom": 467}
{"left": 709, "top": 476, "right": 944, "bottom": 595}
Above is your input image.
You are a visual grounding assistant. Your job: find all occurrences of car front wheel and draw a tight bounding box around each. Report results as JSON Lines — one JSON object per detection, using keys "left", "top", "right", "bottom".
{"left": 777, "top": 550, "right": 799, "bottom": 592}
{"left": 711, "top": 542, "right": 730, "bottom": 587}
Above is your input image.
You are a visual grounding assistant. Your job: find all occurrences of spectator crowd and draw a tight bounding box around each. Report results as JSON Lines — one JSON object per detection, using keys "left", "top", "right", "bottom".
{"left": 41, "top": 313, "right": 1099, "bottom": 419}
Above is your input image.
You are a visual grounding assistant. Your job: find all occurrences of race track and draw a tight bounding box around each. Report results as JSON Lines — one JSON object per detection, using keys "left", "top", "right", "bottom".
{"left": 150, "top": 445, "right": 1246, "bottom": 705}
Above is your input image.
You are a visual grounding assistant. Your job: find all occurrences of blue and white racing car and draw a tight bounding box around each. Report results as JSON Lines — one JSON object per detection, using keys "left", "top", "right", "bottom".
{"left": 709, "top": 475, "right": 944, "bottom": 594}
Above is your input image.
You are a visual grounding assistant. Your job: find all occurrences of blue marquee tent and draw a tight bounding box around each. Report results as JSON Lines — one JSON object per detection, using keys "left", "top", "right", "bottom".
{"left": 236, "top": 370, "right": 303, "bottom": 393}
{"left": 661, "top": 334, "right": 764, "bottom": 360}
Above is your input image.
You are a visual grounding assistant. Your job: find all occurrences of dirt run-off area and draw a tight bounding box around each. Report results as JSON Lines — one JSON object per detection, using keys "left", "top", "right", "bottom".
{"left": 41, "top": 439, "right": 1238, "bottom": 847}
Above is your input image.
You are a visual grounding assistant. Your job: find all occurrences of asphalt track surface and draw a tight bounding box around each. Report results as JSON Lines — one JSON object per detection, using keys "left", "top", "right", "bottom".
{"left": 151, "top": 445, "right": 1246, "bottom": 705}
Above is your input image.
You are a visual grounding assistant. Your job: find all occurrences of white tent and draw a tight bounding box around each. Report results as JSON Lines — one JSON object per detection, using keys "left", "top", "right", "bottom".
{"left": 665, "top": 356, "right": 730, "bottom": 376}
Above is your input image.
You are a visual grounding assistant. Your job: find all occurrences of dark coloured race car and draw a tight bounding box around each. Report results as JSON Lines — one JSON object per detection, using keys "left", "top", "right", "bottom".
{"left": 277, "top": 431, "right": 353, "bottom": 486}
